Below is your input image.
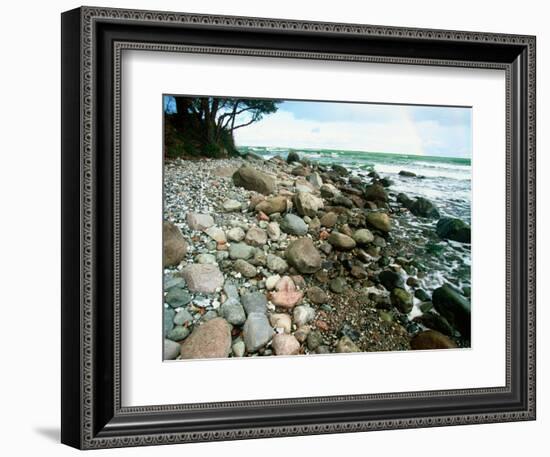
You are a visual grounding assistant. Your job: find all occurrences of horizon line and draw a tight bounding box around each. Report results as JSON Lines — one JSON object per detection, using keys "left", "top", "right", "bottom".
{"left": 237, "top": 145, "right": 472, "bottom": 161}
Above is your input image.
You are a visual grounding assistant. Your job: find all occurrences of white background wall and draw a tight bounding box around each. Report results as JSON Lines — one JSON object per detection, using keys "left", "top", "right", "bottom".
{"left": 0, "top": 0, "right": 545, "bottom": 455}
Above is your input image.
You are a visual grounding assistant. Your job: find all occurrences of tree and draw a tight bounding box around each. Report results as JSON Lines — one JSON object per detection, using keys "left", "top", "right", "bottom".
{"left": 164, "top": 96, "right": 280, "bottom": 157}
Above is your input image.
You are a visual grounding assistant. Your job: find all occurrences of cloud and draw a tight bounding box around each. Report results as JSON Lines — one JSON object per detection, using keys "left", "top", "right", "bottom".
{"left": 234, "top": 102, "right": 472, "bottom": 158}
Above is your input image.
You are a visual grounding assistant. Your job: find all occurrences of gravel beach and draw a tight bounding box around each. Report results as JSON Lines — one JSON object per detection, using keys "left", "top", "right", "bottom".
{"left": 162, "top": 152, "right": 471, "bottom": 360}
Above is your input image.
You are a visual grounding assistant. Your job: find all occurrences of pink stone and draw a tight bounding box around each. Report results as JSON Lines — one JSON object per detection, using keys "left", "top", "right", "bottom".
{"left": 270, "top": 276, "right": 303, "bottom": 309}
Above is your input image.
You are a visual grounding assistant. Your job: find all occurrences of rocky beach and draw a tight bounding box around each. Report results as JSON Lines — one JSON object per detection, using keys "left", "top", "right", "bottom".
{"left": 163, "top": 151, "right": 472, "bottom": 360}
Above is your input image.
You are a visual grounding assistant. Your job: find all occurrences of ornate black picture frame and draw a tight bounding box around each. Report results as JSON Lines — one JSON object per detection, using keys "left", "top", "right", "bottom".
{"left": 61, "top": 6, "right": 536, "bottom": 449}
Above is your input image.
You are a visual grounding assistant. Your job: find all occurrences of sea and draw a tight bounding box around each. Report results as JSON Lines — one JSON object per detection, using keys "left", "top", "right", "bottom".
{"left": 240, "top": 146, "right": 472, "bottom": 302}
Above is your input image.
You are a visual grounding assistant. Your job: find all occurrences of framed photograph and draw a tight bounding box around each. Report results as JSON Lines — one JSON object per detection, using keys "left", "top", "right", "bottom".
{"left": 61, "top": 6, "right": 536, "bottom": 449}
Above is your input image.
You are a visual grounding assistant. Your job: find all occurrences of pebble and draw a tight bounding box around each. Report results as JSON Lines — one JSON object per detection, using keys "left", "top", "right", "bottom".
{"left": 173, "top": 308, "right": 193, "bottom": 326}
{"left": 220, "top": 299, "right": 246, "bottom": 326}
{"left": 269, "top": 313, "right": 292, "bottom": 334}
{"left": 233, "top": 259, "right": 258, "bottom": 278}
{"left": 232, "top": 339, "right": 246, "bottom": 357}
{"left": 164, "top": 339, "right": 181, "bottom": 360}
{"left": 205, "top": 226, "right": 227, "bottom": 243}
{"left": 243, "top": 313, "right": 274, "bottom": 352}
{"left": 265, "top": 274, "right": 281, "bottom": 290}
{"left": 223, "top": 199, "right": 242, "bottom": 212}
{"left": 293, "top": 305, "right": 316, "bottom": 327}
{"left": 227, "top": 227, "right": 245, "bottom": 242}
{"left": 186, "top": 212, "right": 215, "bottom": 231}
{"left": 167, "top": 325, "right": 191, "bottom": 341}
{"left": 165, "top": 288, "right": 192, "bottom": 308}
{"left": 266, "top": 254, "right": 288, "bottom": 274}
{"left": 229, "top": 242, "right": 255, "bottom": 260}
{"left": 272, "top": 334, "right": 301, "bottom": 355}
{"left": 196, "top": 253, "right": 217, "bottom": 264}
{"left": 241, "top": 292, "right": 268, "bottom": 315}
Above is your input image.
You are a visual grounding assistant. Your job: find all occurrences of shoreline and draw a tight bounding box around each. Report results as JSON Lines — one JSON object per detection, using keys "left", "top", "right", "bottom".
{"left": 163, "top": 152, "right": 471, "bottom": 360}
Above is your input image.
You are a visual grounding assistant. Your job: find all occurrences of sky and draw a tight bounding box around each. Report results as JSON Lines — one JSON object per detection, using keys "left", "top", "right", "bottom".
{"left": 234, "top": 100, "right": 472, "bottom": 158}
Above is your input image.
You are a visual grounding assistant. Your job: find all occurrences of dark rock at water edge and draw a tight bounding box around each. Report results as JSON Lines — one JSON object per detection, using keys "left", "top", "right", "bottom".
{"left": 287, "top": 151, "right": 301, "bottom": 163}
{"left": 379, "top": 270, "right": 404, "bottom": 291}
{"left": 399, "top": 170, "right": 416, "bottom": 177}
{"left": 391, "top": 288, "right": 413, "bottom": 314}
{"left": 332, "top": 164, "right": 350, "bottom": 176}
{"left": 364, "top": 183, "right": 388, "bottom": 202}
{"left": 436, "top": 217, "right": 471, "bottom": 243}
{"left": 432, "top": 283, "right": 471, "bottom": 338}
{"left": 414, "top": 312, "right": 455, "bottom": 336}
{"left": 411, "top": 330, "right": 457, "bottom": 350}
{"left": 409, "top": 197, "right": 440, "bottom": 218}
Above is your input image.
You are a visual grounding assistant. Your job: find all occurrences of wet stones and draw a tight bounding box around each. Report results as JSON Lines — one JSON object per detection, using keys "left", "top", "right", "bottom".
{"left": 328, "top": 232, "right": 356, "bottom": 250}
{"left": 436, "top": 217, "right": 471, "bottom": 243}
{"left": 366, "top": 212, "right": 392, "bottom": 232}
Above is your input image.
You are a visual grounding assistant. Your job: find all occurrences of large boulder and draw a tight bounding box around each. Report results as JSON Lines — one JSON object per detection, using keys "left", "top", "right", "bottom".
{"left": 436, "top": 217, "right": 471, "bottom": 243}
{"left": 255, "top": 196, "right": 287, "bottom": 215}
{"left": 232, "top": 165, "right": 277, "bottom": 195}
{"left": 180, "top": 318, "right": 232, "bottom": 359}
{"left": 293, "top": 192, "right": 323, "bottom": 217}
{"left": 280, "top": 213, "right": 308, "bottom": 236}
{"left": 328, "top": 232, "right": 356, "bottom": 250}
{"left": 409, "top": 197, "right": 440, "bottom": 218}
{"left": 181, "top": 264, "right": 224, "bottom": 293}
{"left": 243, "top": 313, "right": 274, "bottom": 352}
{"left": 432, "top": 284, "right": 471, "bottom": 338}
{"left": 286, "top": 238, "right": 322, "bottom": 274}
{"left": 366, "top": 212, "right": 392, "bottom": 232}
{"left": 411, "top": 330, "right": 457, "bottom": 350}
{"left": 163, "top": 222, "right": 188, "bottom": 267}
